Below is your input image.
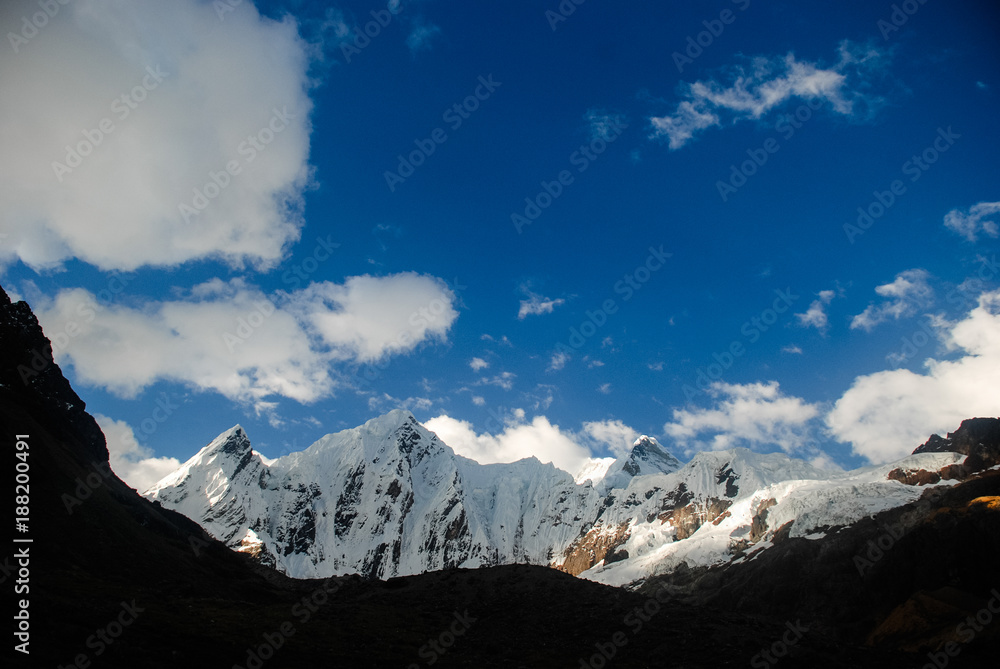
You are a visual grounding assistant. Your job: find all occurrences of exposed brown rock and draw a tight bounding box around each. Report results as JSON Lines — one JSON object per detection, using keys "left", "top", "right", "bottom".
{"left": 665, "top": 498, "right": 733, "bottom": 540}
{"left": 556, "top": 521, "right": 631, "bottom": 575}
{"left": 749, "top": 497, "right": 778, "bottom": 543}
{"left": 887, "top": 467, "right": 942, "bottom": 486}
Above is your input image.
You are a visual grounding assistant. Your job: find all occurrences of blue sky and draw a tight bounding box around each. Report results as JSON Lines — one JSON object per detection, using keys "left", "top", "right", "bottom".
{"left": 2, "top": 0, "right": 998, "bottom": 490}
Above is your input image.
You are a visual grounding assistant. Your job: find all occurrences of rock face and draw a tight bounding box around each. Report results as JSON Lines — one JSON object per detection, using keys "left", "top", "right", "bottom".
{"left": 147, "top": 415, "right": 995, "bottom": 586}
{"left": 3, "top": 283, "right": 998, "bottom": 667}
{"left": 913, "top": 417, "right": 1000, "bottom": 470}
{"left": 598, "top": 435, "right": 682, "bottom": 492}
{"left": 147, "top": 411, "right": 601, "bottom": 579}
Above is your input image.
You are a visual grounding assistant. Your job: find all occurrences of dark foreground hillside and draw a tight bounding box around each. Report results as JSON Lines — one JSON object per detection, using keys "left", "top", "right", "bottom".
{"left": 2, "top": 284, "right": 996, "bottom": 668}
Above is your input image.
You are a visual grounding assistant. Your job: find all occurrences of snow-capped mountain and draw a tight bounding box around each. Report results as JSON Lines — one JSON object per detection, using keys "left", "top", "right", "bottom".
{"left": 597, "top": 434, "right": 682, "bottom": 493}
{"left": 147, "top": 410, "right": 599, "bottom": 578}
{"left": 145, "top": 410, "right": 986, "bottom": 585}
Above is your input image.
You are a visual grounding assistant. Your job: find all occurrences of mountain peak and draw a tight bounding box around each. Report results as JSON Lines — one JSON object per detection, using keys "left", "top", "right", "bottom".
{"left": 204, "top": 424, "right": 252, "bottom": 457}
{"left": 913, "top": 417, "right": 1000, "bottom": 469}
{"left": 362, "top": 408, "right": 418, "bottom": 435}
{"left": 598, "top": 435, "right": 682, "bottom": 491}
{"left": 626, "top": 435, "right": 682, "bottom": 472}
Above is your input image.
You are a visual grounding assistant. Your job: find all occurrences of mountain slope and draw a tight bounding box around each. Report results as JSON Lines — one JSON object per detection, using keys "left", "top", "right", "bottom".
{"left": 146, "top": 409, "right": 996, "bottom": 587}
{"left": 3, "top": 284, "right": 996, "bottom": 667}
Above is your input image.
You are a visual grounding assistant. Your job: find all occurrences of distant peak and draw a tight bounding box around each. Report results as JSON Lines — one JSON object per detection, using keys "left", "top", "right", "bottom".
{"left": 632, "top": 435, "right": 660, "bottom": 449}
{"left": 205, "top": 424, "right": 252, "bottom": 457}
{"left": 363, "top": 409, "right": 418, "bottom": 434}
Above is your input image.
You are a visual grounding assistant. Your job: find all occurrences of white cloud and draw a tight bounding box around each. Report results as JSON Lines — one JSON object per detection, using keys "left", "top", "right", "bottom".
{"left": 582, "top": 419, "right": 640, "bottom": 458}
{"left": 548, "top": 351, "right": 570, "bottom": 371}
{"left": 469, "top": 357, "right": 490, "bottom": 371}
{"left": 518, "top": 291, "right": 565, "bottom": 319}
{"left": 650, "top": 41, "right": 885, "bottom": 149}
{"left": 597, "top": 383, "right": 612, "bottom": 395}
{"left": 32, "top": 274, "right": 458, "bottom": 410}
{"left": 944, "top": 201, "right": 1000, "bottom": 242}
{"left": 796, "top": 289, "right": 836, "bottom": 333}
{"left": 782, "top": 345, "right": 804, "bottom": 355}
{"left": 476, "top": 372, "right": 516, "bottom": 390}
{"left": 471, "top": 395, "right": 486, "bottom": 406}
{"left": 368, "top": 393, "right": 434, "bottom": 414}
{"left": 95, "top": 414, "right": 181, "bottom": 493}
{"left": 289, "top": 272, "right": 458, "bottom": 361}
{"left": 424, "top": 413, "right": 594, "bottom": 475}
{"left": 851, "top": 269, "right": 933, "bottom": 331}
{"left": 664, "top": 381, "right": 821, "bottom": 456}
{"left": 0, "top": 0, "right": 315, "bottom": 272}
{"left": 828, "top": 289, "right": 1000, "bottom": 463}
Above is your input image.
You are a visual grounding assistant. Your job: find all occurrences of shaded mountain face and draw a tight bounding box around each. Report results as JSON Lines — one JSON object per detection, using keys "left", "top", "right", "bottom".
{"left": 2, "top": 284, "right": 998, "bottom": 667}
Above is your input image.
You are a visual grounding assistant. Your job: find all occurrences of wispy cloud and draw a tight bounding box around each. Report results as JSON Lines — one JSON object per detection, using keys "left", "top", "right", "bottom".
{"left": 796, "top": 289, "right": 837, "bottom": 333}
{"left": 405, "top": 19, "right": 442, "bottom": 55}
{"left": 469, "top": 357, "right": 490, "bottom": 371}
{"left": 850, "top": 269, "right": 933, "bottom": 331}
{"left": 663, "top": 381, "right": 821, "bottom": 456}
{"left": 650, "top": 41, "right": 887, "bottom": 149}
{"left": 476, "top": 372, "right": 516, "bottom": 390}
{"left": 944, "top": 201, "right": 1000, "bottom": 242}
{"left": 548, "top": 350, "right": 570, "bottom": 371}
{"left": 518, "top": 288, "right": 565, "bottom": 319}
{"left": 829, "top": 289, "right": 1000, "bottom": 462}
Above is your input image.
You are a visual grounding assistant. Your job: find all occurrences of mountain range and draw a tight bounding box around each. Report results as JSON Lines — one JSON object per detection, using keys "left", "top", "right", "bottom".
{"left": 145, "top": 403, "right": 998, "bottom": 591}
{"left": 3, "top": 283, "right": 998, "bottom": 667}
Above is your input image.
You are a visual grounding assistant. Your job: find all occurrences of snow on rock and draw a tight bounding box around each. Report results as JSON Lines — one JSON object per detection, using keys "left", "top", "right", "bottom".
{"left": 145, "top": 411, "right": 977, "bottom": 586}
